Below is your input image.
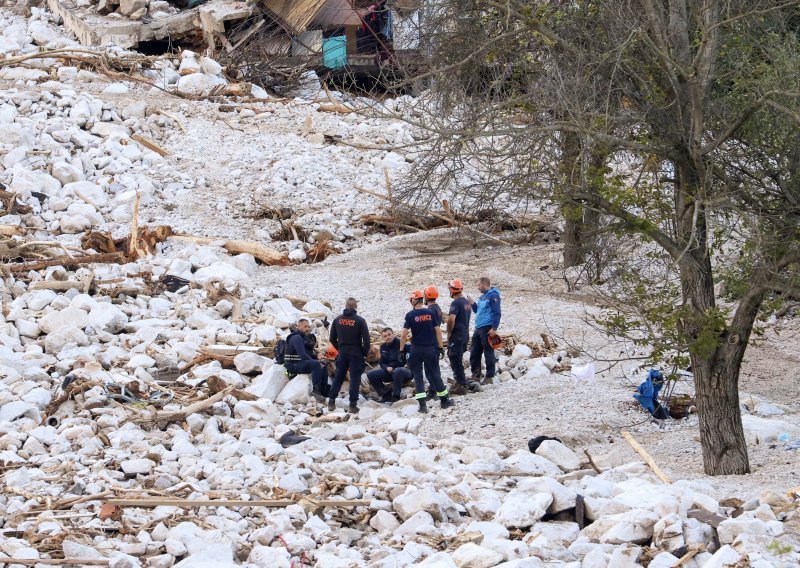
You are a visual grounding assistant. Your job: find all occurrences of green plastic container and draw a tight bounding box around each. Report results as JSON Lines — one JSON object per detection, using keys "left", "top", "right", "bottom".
{"left": 323, "top": 36, "right": 348, "bottom": 69}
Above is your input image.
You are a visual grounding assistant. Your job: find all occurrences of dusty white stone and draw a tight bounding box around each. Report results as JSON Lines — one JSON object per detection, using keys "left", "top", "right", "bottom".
{"left": 275, "top": 374, "right": 312, "bottom": 404}
{"left": 394, "top": 510, "right": 436, "bottom": 536}
{"left": 88, "top": 303, "right": 128, "bottom": 334}
{"left": 234, "top": 351, "right": 267, "bottom": 374}
{"left": 121, "top": 458, "right": 155, "bottom": 475}
{"left": 494, "top": 490, "right": 552, "bottom": 528}
{"left": 535, "top": 440, "right": 581, "bottom": 472}
{"left": 370, "top": 510, "right": 400, "bottom": 533}
{"left": 451, "top": 542, "right": 504, "bottom": 568}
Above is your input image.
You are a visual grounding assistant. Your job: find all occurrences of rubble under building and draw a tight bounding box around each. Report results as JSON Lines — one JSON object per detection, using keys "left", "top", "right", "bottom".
{"left": 48, "top": 0, "right": 424, "bottom": 91}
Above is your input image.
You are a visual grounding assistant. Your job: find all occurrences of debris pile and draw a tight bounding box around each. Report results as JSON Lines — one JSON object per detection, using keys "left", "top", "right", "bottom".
{"left": 2, "top": 248, "right": 799, "bottom": 567}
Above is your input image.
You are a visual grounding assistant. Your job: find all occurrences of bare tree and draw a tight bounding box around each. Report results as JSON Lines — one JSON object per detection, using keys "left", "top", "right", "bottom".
{"left": 394, "top": 0, "right": 800, "bottom": 475}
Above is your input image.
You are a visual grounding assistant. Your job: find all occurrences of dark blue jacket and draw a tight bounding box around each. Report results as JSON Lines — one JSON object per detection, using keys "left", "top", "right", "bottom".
{"left": 473, "top": 287, "right": 501, "bottom": 329}
{"left": 379, "top": 337, "right": 410, "bottom": 370}
{"left": 286, "top": 332, "right": 313, "bottom": 362}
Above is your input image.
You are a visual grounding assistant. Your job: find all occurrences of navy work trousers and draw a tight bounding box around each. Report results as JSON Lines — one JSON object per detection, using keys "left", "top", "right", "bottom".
{"left": 367, "top": 367, "right": 413, "bottom": 397}
{"left": 470, "top": 326, "right": 496, "bottom": 379}
{"left": 330, "top": 351, "right": 365, "bottom": 406}
{"left": 286, "top": 360, "right": 329, "bottom": 396}
{"left": 448, "top": 335, "right": 468, "bottom": 385}
{"left": 409, "top": 345, "right": 446, "bottom": 397}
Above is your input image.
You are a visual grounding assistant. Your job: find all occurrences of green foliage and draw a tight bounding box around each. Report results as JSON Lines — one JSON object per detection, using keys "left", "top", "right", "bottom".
{"left": 766, "top": 540, "right": 794, "bottom": 555}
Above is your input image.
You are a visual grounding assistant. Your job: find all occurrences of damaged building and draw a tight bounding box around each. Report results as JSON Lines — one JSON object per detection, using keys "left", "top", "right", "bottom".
{"left": 50, "top": 0, "right": 423, "bottom": 88}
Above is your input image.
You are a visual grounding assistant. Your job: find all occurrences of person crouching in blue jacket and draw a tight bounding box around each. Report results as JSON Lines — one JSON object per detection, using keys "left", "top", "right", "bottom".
{"left": 367, "top": 327, "right": 412, "bottom": 403}
{"left": 469, "top": 276, "right": 501, "bottom": 383}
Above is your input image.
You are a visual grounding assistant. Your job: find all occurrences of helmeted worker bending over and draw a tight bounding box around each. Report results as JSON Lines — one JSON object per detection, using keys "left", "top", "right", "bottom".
{"left": 470, "top": 276, "right": 502, "bottom": 383}
{"left": 329, "top": 297, "right": 371, "bottom": 413}
{"left": 400, "top": 290, "right": 454, "bottom": 414}
{"left": 367, "top": 327, "right": 412, "bottom": 403}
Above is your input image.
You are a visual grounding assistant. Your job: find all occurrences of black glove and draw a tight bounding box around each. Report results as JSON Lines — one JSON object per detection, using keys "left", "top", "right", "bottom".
{"left": 439, "top": 347, "right": 445, "bottom": 359}
{"left": 398, "top": 352, "right": 407, "bottom": 365}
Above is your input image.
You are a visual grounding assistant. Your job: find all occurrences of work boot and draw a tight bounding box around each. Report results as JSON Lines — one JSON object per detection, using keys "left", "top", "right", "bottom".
{"left": 311, "top": 390, "right": 326, "bottom": 402}
{"left": 467, "top": 380, "right": 483, "bottom": 392}
{"left": 425, "top": 388, "right": 437, "bottom": 400}
{"left": 471, "top": 372, "right": 483, "bottom": 382}
{"left": 439, "top": 395, "right": 454, "bottom": 409}
{"left": 327, "top": 399, "right": 336, "bottom": 411}
{"left": 381, "top": 392, "right": 399, "bottom": 404}
{"left": 481, "top": 375, "right": 495, "bottom": 386}
{"left": 348, "top": 404, "right": 360, "bottom": 414}
{"left": 449, "top": 383, "right": 468, "bottom": 396}
{"left": 418, "top": 399, "right": 428, "bottom": 414}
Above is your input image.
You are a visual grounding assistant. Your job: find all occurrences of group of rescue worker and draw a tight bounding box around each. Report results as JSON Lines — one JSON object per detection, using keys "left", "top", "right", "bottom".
{"left": 283, "top": 277, "right": 502, "bottom": 414}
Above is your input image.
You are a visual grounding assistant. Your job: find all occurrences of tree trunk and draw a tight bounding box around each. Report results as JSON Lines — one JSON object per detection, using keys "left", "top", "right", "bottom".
{"left": 561, "top": 130, "right": 584, "bottom": 268}
{"left": 674, "top": 158, "right": 750, "bottom": 475}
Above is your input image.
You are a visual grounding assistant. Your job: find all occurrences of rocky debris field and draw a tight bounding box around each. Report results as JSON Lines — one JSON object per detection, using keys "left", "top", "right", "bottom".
{"left": 1, "top": 5, "right": 800, "bottom": 568}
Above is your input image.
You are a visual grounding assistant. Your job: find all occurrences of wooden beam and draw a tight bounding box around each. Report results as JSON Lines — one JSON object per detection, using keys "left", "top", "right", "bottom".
{"left": 107, "top": 497, "right": 371, "bottom": 508}
{"left": 620, "top": 430, "right": 672, "bottom": 484}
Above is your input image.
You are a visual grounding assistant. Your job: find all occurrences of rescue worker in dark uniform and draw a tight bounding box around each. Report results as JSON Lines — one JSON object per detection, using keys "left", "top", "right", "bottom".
{"left": 400, "top": 290, "right": 454, "bottom": 414}
{"left": 284, "top": 318, "right": 328, "bottom": 401}
{"left": 328, "top": 297, "right": 371, "bottom": 413}
{"left": 445, "top": 279, "right": 478, "bottom": 395}
{"left": 367, "top": 327, "right": 412, "bottom": 403}
{"left": 424, "top": 285, "right": 443, "bottom": 323}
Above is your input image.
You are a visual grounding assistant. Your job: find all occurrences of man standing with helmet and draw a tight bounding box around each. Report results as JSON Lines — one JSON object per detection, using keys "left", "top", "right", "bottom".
{"left": 424, "top": 286, "right": 443, "bottom": 324}
{"left": 329, "top": 297, "right": 371, "bottom": 413}
{"left": 470, "top": 276, "right": 502, "bottom": 384}
{"left": 400, "top": 290, "right": 454, "bottom": 414}
{"left": 445, "top": 279, "right": 477, "bottom": 395}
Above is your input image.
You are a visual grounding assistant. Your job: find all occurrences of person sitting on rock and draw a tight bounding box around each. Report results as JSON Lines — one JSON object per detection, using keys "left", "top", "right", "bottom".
{"left": 367, "top": 327, "right": 412, "bottom": 403}
{"left": 284, "top": 318, "right": 328, "bottom": 401}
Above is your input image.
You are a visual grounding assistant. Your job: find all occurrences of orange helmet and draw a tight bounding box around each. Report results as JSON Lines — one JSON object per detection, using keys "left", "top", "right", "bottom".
{"left": 488, "top": 333, "right": 503, "bottom": 350}
{"left": 424, "top": 285, "right": 439, "bottom": 301}
{"left": 325, "top": 344, "right": 339, "bottom": 359}
{"left": 448, "top": 279, "right": 463, "bottom": 295}
{"left": 409, "top": 289, "right": 424, "bottom": 303}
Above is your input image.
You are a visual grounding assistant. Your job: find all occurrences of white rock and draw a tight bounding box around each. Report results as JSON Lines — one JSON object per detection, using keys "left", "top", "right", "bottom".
{"left": 394, "top": 487, "right": 447, "bottom": 521}
{"left": 200, "top": 57, "right": 223, "bottom": 75}
{"left": 247, "top": 545, "right": 291, "bottom": 568}
{"left": 177, "top": 73, "right": 226, "bottom": 96}
{"left": 452, "top": 542, "right": 504, "bottom": 568}
{"left": 394, "top": 510, "right": 436, "bottom": 536}
{"left": 535, "top": 440, "right": 580, "bottom": 472}
{"left": 120, "top": 0, "right": 147, "bottom": 16}
{"left": 233, "top": 399, "right": 280, "bottom": 422}
{"left": 494, "top": 490, "right": 552, "bottom": 528}
{"left": 517, "top": 477, "right": 577, "bottom": 513}
{"left": 717, "top": 518, "right": 782, "bottom": 544}
{"left": 63, "top": 540, "right": 105, "bottom": 559}
{"left": 278, "top": 471, "right": 307, "bottom": 492}
{"left": 581, "top": 508, "right": 659, "bottom": 544}
{"left": 234, "top": 351, "right": 268, "bottom": 374}
{"left": 15, "top": 318, "right": 40, "bottom": 338}
{"left": 247, "top": 366, "right": 289, "bottom": 401}
{"left": 741, "top": 414, "right": 800, "bottom": 443}
{"left": 39, "top": 306, "right": 89, "bottom": 334}
{"left": 109, "top": 553, "right": 141, "bottom": 568}
{"left": 127, "top": 354, "right": 156, "bottom": 369}
{"left": 121, "top": 458, "right": 155, "bottom": 475}
{"left": 103, "top": 83, "right": 130, "bottom": 94}
{"left": 649, "top": 552, "right": 680, "bottom": 568}
{"left": 502, "top": 451, "right": 561, "bottom": 476}
{"left": 0, "top": 401, "right": 39, "bottom": 422}
{"left": 194, "top": 262, "right": 250, "bottom": 285}
{"left": 275, "top": 374, "right": 312, "bottom": 404}
{"left": 701, "top": 545, "right": 743, "bottom": 568}
{"left": 60, "top": 214, "right": 94, "bottom": 233}
{"left": 65, "top": 181, "right": 108, "bottom": 208}
{"left": 88, "top": 303, "right": 128, "bottom": 334}
{"left": 52, "top": 162, "right": 84, "bottom": 185}
{"left": 11, "top": 170, "right": 60, "bottom": 196}
{"left": 370, "top": 510, "right": 400, "bottom": 533}
{"left": 44, "top": 325, "right": 89, "bottom": 354}
{"left": 26, "top": 289, "right": 58, "bottom": 311}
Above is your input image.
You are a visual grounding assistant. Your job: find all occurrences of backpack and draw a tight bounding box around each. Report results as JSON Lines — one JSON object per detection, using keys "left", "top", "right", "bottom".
{"left": 275, "top": 331, "right": 298, "bottom": 365}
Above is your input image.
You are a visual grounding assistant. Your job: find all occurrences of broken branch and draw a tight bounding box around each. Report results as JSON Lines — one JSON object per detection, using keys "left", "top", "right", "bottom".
{"left": 620, "top": 430, "right": 672, "bottom": 484}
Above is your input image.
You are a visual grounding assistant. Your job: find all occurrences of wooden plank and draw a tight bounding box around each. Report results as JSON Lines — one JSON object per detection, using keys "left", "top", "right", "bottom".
{"left": 232, "top": 19, "right": 265, "bottom": 50}
{"left": 107, "top": 498, "right": 371, "bottom": 508}
{"left": 620, "top": 430, "right": 672, "bottom": 484}
{"left": 131, "top": 134, "right": 169, "bottom": 157}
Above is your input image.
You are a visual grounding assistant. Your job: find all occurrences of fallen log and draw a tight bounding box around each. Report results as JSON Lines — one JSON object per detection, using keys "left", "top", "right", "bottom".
{"left": 0, "top": 559, "right": 110, "bottom": 566}
{"left": 169, "top": 235, "right": 288, "bottom": 265}
{"left": 28, "top": 280, "right": 85, "bottom": 292}
{"left": 106, "top": 497, "right": 370, "bottom": 508}
{"left": 131, "top": 134, "right": 169, "bottom": 157}
{"left": 0, "top": 225, "right": 24, "bottom": 237}
{"left": 7, "top": 253, "right": 126, "bottom": 273}
{"left": 128, "top": 387, "right": 233, "bottom": 426}
{"left": 620, "top": 430, "right": 673, "bottom": 484}
{"left": 353, "top": 185, "right": 512, "bottom": 246}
